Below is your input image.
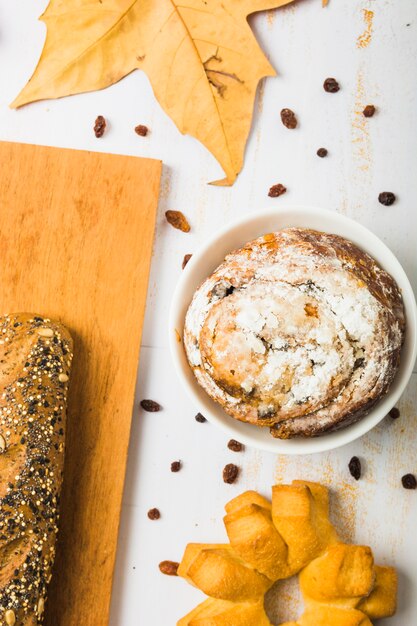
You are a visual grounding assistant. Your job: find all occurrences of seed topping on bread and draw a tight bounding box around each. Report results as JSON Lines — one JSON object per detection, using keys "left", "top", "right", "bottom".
{"left": 0, "top": 314, "right": 72, "bottom": 622}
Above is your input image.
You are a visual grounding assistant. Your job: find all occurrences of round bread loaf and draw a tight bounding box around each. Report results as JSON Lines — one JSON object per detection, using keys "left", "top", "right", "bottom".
{"left": 184, "top": 228, "right": 405, "bottom": 438}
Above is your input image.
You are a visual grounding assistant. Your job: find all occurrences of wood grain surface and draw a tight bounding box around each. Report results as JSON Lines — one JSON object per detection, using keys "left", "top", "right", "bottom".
{"left": 0, "top": 141, "right": 161, "bottom": 626}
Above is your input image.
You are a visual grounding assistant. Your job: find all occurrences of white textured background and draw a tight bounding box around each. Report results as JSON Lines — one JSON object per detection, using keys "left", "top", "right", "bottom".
{"left": 0, "top": 0, "right": 416, "bottom": 624}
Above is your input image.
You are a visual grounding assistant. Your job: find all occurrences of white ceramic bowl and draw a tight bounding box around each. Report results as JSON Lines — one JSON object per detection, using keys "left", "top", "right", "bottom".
{"left": 169, "top": 206, "right": 417, "bottom": 455}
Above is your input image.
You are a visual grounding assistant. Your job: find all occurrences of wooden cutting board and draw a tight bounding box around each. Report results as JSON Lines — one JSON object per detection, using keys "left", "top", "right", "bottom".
{"left": 0, "top": 141, "right": 161, "bottom": 626}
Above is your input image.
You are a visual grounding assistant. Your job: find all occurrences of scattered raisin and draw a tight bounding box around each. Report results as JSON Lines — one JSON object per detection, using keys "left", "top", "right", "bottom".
{"left": 165, "top": 210, "right": 191, "bottom": 232}
{"left": 323, "top": 77, "right": 340, "bottom": 93}
{"left": 227, "top": 439, "right": 244, "bottom": 452}
{"left": 147, "top": 508, "right": 160, "bottom": 520}
{"left": 171, "top": 460, "right": 181, "bottom": 473}
{"left": 401, "top": 474, "right": 417, "bottom": 490}
{"left": 159, "top": 560, "right": 179, "bottom": 576}
{"left": 223, "top": 463, "right": 239, "bottom": 484}
{"left": 140, "top": 399, "right": 161, "bottom": 412}
{"left": 135, "top": 124, "right": 149, "bottom": 136}
{"left": 195, "top": 413, "right": 207, "bottom": 423}
{"left": 182, "top": 254, "right": 192, "bottom": 269}
{"left": 94, "top": 115, "right": 106, "bottom": 138}
{"left": 348, "top": 456, "right": 361, "bottom": 480}
{"left": 268, "top": 183, "right": 287, "bottom": 198}
{"left": 388, "top": 407, "right": 400, "bottom": 419}
{"left": 280, "top": 108, "right": 297, "bottom": 129}
{"left": 317, "top": 148, "right": 328, "bottom": 158}
{"left": 378, "top": 192, "right": 396, "bottom": 206}
{"left": 363, "top": 105, "right": 376, "bottom": 117}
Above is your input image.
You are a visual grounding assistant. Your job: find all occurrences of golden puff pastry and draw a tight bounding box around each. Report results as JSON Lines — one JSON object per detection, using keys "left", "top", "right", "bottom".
{"left": 176, "top": 481, "right": 398, "bottom": 626}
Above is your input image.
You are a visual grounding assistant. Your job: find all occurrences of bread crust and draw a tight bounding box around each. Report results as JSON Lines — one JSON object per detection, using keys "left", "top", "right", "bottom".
{"left": 184, "top": 228, "right": 405, "bottom": 438}
{"left": 0, "top": 314, "right": 72, "bottom": 625}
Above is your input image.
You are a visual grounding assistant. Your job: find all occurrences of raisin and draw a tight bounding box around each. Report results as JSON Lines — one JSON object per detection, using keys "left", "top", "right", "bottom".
{"left": 258, "top": 406, "right": 276, "bottom": 419}
{"left": 280, "top": 108, "right": 297, "bottom": 129}
{"left": 268, "top": 183, "right": 287, "bottom": 198}
{"left": 363, "top": 105, "right": 376, "bottom": 117}
{"left": 94, "top": 115, "right": 106, "bottom": 138}
{"left": 223, "top": 463, "right": 239, "bottom": 484}
{"left": 171, "top": 460, "right": 181, "bottom": 473}
{"left": 388, "top": 407, "right": 400, "bottom": 419}
{"left": 195, "top": 413, "right": 207, "bottom": 423}
{"left": 165, "top": 210, "right": 191, "bottom": 232}
{"left": 348, "top": 456, "right": 361, "bottom": 480}
{"left": 147, "top": 508, "right": 160, "bottom": 520}
{"left": 140, "top": 399, "right": 161, "bottom": 412}
{"left": 159, "top": 560, "right": 179, "bottom": 576}
{"left": 135, "top": 124, "right": 149, "bottom": 136}
{"left": 227, "top": 439, "right": 244, "bottom": 452}
{"left": 317, "top": 148, "right": 328, "bottom": 158}
{"left": 401, "top": 474, "right": 417, "bottom": 490}
{"left": 211, "top": 282, "right": 234, "bottom": 299}
{"left": 378, "top": 192, "right": 396, "bottom": 206}
{"left": 323, "top": 77, "right": 340, "bottom": 93}
{"left": 182, "top": 254, "right": 192, "bottom": 269}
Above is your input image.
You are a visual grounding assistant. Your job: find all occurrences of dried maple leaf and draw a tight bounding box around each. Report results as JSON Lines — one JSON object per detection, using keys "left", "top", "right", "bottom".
{"left": 11, "top": 0, "right": 295, "bottom": 185}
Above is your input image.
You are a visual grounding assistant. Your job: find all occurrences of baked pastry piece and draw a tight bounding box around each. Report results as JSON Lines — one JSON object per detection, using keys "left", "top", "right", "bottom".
{"left": 281, "top": 606, "right": 373, "bottom": 626}
{"left": 177, "top": 598, "right": 272, "bottom": 626}
{"left": 299, "top": 544, "right": 375, "bottom": 606}
{"left": 0, "top": 314, "right": 72, "bottom": 625}
{"left": 176, "top": 480, "right": 398, "bottom": 626}
{"left": 178, "top": 543, "right": 272, "bottom": 602}
{"left": 357, "top": 565, "right": 397, "bottom": 619}
{"left": 184, "top": 228, "right": 405, "bottom": 438}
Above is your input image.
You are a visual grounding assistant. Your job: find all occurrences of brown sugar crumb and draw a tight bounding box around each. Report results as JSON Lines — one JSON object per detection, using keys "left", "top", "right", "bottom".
{"left": 305, "top": 303, "right": 319, "bottom": 317}
{"left": 171, "top": 460, "right": 182, "bottom": 472}
{"left": 388, "top": 407, "right": 400, "bottom": 419}
{"left": 378, "top": 192, "right": 396, "bottom": 206}
{"left": 401, "top": 474, "right": 417, "bottom": 490}
{"left": 280, "top": 108, "right": 297, "bottom": 129}
{"left": 227, "top": 439, "right": 244, "bottom": 452}
{"left": 182, "top": 254, "right": 192, "bottom": 269}
{"left": 348, "top": 456, "right": 361, "bottom": 480}
{"left": 317, "top": 148, "right": 328, "bottom": 158}
{"left": 159, "top": 560, "right": 179, "bottom": 576}
{"left": 140, "top": 399, "right": 161, "bottom": 412}
{"left": 94, "top": 115, "right": 106, "bottom": 138}
{"left": 223, "top": 463, "right": 239, "bottom": 484}
{"left": 268, "top": 183, "right": 287, "bottom": 198}
{"left": 135, "top": 124, "right": 149, "bottom": 136}
{"left": 363, "top": 105, "right": 376, "bottom": 117}
{"left": 165, "top": 210, "right": 191, "bottom": 232}
{"left": 323, "top": 77, "right": 340, "bottom": 93}
{"left": 195, "top": 412, "right": 207, "bottom": 423}
{"left": 148, "top": 508, "right": 161, "bottom": 520}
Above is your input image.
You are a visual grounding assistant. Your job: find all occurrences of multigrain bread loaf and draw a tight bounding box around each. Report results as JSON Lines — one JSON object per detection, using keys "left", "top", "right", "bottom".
{"left": 184, "top": 228, "right": 405, "bottom": 438}
{"left": 0, "top": 314, "right": 72, "bottom": 625}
